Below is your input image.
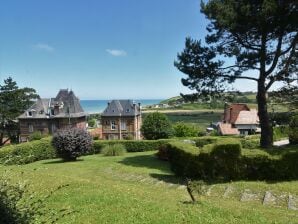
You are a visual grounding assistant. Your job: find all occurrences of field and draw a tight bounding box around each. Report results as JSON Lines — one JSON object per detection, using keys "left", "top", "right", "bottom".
{"left": 1, "top": 151, "right": 297, "bottom": 224}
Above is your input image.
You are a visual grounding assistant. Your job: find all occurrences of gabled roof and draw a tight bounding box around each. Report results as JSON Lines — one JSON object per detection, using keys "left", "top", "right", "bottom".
{"left": 18, "top": 89, "right": 86, "bottom": 119}
{"left": 218, "top": 122, "right": 240, "bottom": 135}
{"left": 234, "top": 109, "right": 259, "bottom": 125}
{"left": 102, "top": 100, "right": 141, "bottom": 117}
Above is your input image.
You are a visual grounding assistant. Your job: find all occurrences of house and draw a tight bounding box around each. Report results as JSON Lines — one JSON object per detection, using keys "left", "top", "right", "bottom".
{"left": 101, "top": 100, "right": 142, "bottom": 140}
{"left": 218, "top": 103, "right": 260, "bottom": 135}
{"left": 18, "top": 89, "right": 87, "bottom": 142}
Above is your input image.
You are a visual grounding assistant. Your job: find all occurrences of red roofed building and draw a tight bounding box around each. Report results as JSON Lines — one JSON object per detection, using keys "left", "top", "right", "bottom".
{"left": 218, "top": 103, "right": 260, "bottom": 135}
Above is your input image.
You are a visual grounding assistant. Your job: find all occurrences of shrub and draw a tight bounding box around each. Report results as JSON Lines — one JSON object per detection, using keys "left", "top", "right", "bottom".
{"left": 101, "top": 144, "right": 126, "bottom": 156}
{"left": 173, "top": 122, "right": 198, "bottom": 137}
{"left": 273, "top": 125, "right": 289, "bottom": 141}
{"left": 289, "top": 115, "right": 298, "bottom": 144}
{"left": 194, "top": 137, "right": 218, "bottom": 148}
{"left": 28, "top": 131, "right": 47, "bottom": 141}
{"left": 141, "top": 112, "right": 173, "bottom": 140}
{"left": 166, "top": 139, "right": 298, "bottom": 181}
{"left": 52, "top": 128, "right": 92, "bottom": 161}
{"left": 88, "top": 118, "right": 97, "bottom": 128}
{"left": 92, "top": 139, "right": 170, "bottom": 154}
{"left": 0, "top": 137, "right": 56, "bottom": 165}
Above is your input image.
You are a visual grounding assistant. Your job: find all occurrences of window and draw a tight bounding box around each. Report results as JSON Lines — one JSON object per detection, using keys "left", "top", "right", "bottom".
{"left": 126, "top": 109, "right": 130, "bottom": 113}
{"left": 28, "top": 124, "right": 34, "bottom": 133}
{"left": 121, "top": 121, "right": 126, "bottom": 130}
{"left": 27, "top": 111, "right": 33, "bottom": 117}
{"left": 111, "top": 121, "right": 116, "bottom": 130}
{"left": 51, "top": 123, "right": 57, "bottom": 133}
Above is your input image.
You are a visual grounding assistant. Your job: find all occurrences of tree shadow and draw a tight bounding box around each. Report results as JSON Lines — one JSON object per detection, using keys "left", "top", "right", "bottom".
{"left": 149, "top": 173, "right": 185, "bottom": 185}
{"left": 42, "top": 158, "right": 84, "bottom": 164}
{"left": 118, "top": 154, "right": 173, "bottom": 174}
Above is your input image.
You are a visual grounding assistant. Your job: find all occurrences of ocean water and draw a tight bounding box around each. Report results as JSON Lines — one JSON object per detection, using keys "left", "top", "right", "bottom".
{"left": 80, "top": 99, "right": 163, "bottom": 114}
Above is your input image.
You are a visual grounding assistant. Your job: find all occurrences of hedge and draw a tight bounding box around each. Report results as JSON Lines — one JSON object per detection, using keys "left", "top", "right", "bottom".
{"left": 164, "top": 140, "right": 298, "bottom": 181}
{"left": 0, "top": 137, "right": 56, "bottom": 165}
{"left": 93, "top": 139, "right": 170, "bottom": 153}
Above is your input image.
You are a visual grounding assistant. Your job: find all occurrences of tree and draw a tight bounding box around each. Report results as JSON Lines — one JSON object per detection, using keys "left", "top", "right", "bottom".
{"left": 0, "top": 77, "right": 38, "bottom": 146}
{"left": 175, "top": 1, "right": 298, "bottom": 148}
{"left": 173, "top": 122, "right": 198, "bottom": 137}
{"left": 269, "top": 84, "right": 298, "bottom": 111}
{"left": 141, "top": 112, "right": 173, "bottom": 140}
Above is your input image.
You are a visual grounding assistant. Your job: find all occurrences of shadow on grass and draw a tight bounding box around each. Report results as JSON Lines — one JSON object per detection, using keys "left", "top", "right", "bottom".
{"left": 118, "top": 154, "right": 172, "bottom": 173}
{"left": 42, "top": 158, "right": 84, "bottom": 164}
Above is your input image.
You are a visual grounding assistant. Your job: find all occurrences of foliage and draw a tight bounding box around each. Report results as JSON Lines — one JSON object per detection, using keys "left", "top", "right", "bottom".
{"left": 0, "top": 137, "right": 56, "bottom": 165}
{"left": 289, "top": 115, "right": 298, "bottom": 144}
{"left": 0, "top": 77, "right": 38, "bottom": 146}
{"left": 174, "top": 1, "right": 298, "bottom": 148}
{"left": 0, "top": 174, "right": 72, "bottom": 224}
{"left": 166, "top": 140, "right": 298, "bottom": 181}
{"left": 52, "top": 128, "right": 92, "bottom": 161}
{"left": 269, "top": 84, "right": 298, "bottom": 111}
{"left": 273, "top": 125, "right": 289, "bottom": 141}
{"left": 28, "top": 131, "right": 47, "bottom": 142}
{"left": 93, "top": 139, "right": 170, "bottom": 153}
{"left": 141, "top": 112, "right": 173, "bottom": 140}
{"left": 88, "top": 118, "right": 97, "bottom": 128}
{"left": 173, "top": 122, "right": 198, "bottom": 137}
{"left": 101, "top": 144, "right": 126, "bottom": 156}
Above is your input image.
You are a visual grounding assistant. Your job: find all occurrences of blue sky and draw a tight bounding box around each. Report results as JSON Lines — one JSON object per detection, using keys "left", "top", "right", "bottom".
{"left": 0, "top": 0, "right": 259, "bottom": 100}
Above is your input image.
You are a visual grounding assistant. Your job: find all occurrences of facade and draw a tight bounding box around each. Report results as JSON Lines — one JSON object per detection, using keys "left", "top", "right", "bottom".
{"left": 18, "top": 89, "right": 87, "bottom": 142}
{"left": 101, "top": 100, "right": 142, "bottom": 140}
{"left": 218, "top": 103, "right": 260, "bottom": 135}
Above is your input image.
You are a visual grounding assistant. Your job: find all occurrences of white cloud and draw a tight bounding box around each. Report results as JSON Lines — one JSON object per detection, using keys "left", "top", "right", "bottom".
{"left": 106, "top": 49, "right": 127, "bottom": 57}
{"left": 34, "top": 43, "right": 55, "bottom": 52}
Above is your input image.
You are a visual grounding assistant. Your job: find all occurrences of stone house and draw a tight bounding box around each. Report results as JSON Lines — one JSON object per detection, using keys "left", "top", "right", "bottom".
{"left": 18, "top": 89, "right": 87, "bottom": 142}
{"left": 101, "top": 100, "right": 142, "bottom": 140}
{"left": 218, "top": 103, "right": 260, "bottom": 135}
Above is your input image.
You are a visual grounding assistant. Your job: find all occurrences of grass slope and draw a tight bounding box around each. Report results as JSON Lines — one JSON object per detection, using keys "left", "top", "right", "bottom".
{"left": 0, "top": 151, "right": 297, "bottom": 224}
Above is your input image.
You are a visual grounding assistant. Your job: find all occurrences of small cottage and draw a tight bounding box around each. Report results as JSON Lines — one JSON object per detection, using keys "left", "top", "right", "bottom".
{"left": 101, "top": 100, "right": 142, "bottom": 140}
{"left": 218, "top": 103, "right": 260, "bottom": 135}
{"left": 18, "top": 89, "right": 87, "bottom": 142}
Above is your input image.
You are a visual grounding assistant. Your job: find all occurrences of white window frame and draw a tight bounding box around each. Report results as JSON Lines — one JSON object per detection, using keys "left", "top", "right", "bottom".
{"left": 111, "top": 121, "right": 116, "bottom": 130}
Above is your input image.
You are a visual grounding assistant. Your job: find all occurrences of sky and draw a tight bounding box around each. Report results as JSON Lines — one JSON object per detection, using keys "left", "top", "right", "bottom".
{"left": 0, "top": 0, "right": 261, "bottom": 100}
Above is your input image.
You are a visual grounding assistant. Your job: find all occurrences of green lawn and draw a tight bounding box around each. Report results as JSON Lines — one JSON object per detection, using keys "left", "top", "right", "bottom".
{"left": 1, "top": 151, "right": 297, "bottom": 224}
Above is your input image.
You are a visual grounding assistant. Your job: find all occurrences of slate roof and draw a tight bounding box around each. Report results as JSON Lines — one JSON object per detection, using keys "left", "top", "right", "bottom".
{"left": 18, "top": 89, "right": 87, "bottom": 119}
{"left": 101, "top": 100, "right": 141, "bottom": 117}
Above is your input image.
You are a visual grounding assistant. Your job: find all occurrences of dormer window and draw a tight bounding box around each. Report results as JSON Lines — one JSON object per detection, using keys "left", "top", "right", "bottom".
{"left": 126, "top": 109, "right": 130, "bottom": 113}
{"left": 112, "top": 110, "right": 115, "bottom": 113}
{"left": 27, "top": 111, "right": 33, "bottom": 117}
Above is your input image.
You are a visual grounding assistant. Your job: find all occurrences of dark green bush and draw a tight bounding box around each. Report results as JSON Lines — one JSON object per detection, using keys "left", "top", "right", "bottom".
{"left": 0, "top": 137, "right": 56, "bottom": 165}
{"left": 194, "top": 137, "right": 218, "bottom": 148}
{"left": 273, "top": 125, "right": 289, "bottom": 141}
{"left": 289, "top": 115, "right": 298, "bottom": 144}
{"left": 240, "top": 138, "right": 260, "bottom": 149}
{"left": 101, "top": 144, "right": 126, "bottom": 156}
{"left": 166, "top": 140, "right": 298, "bottom": 181}
{"left": 52, "top": 128, "right": 93, "bottom": 161}
{"left": 173, "top": 122, "right": 199, "bottom": 137}
{"left": 141, "top": 112, "right": 173, "bottom": 140}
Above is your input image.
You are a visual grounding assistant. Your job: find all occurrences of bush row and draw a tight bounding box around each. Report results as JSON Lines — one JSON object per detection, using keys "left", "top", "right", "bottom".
{"left": 93, "top": 139, "right": 171, "bottom": 153}
{"left": 0, "top": 137, "right": 56, "bottom": 165}
{"left": 164, "top": 140, "right": 298, "bottom": 181}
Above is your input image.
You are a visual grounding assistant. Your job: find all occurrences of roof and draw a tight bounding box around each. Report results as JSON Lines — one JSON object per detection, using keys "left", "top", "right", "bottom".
{"left": 223, "top": 103, "right": 250, "bottom": 124}
{"left": 218, "top": 123, "right": 240, "bottom": 135}
{"left": 234, "top": 109, "right": 259, "bottom": 125}
{"left": 18, "top": 89, "right": 87, "bottom": 119}
{"left": 101, "top": 100, "right": 141, "bottom": 117}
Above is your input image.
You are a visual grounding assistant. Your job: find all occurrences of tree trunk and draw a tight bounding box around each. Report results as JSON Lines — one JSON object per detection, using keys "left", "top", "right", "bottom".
{"left": 257, "top": 80, "right": 273, "bottom": 148}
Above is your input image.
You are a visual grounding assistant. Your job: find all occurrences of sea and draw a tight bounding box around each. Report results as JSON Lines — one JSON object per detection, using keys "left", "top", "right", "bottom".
{"left": 80, "top": 99, "right": 163, "bottom": 114}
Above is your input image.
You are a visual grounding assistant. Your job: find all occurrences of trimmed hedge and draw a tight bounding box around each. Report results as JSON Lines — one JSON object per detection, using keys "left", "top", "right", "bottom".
{"left": 0, "top": 137, "right": 56, "bottom": 165}
{"left": 165, "top": 140, "right": 298, "bottom": 181}
{"left": 93, "top": 139, "right": 170, "bottom": 153}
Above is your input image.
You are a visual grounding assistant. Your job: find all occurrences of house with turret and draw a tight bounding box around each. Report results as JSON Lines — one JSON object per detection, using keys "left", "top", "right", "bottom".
{"left": 101, "top": 100, "right": 142, "bottom": 140}
{"left": 18, "top": 89, "right": 87, "bottom": 142}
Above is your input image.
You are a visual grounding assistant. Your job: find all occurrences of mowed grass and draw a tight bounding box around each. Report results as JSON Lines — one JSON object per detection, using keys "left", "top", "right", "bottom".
{"left": 1, "top": 151, "right": 297, "bottom": 224}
